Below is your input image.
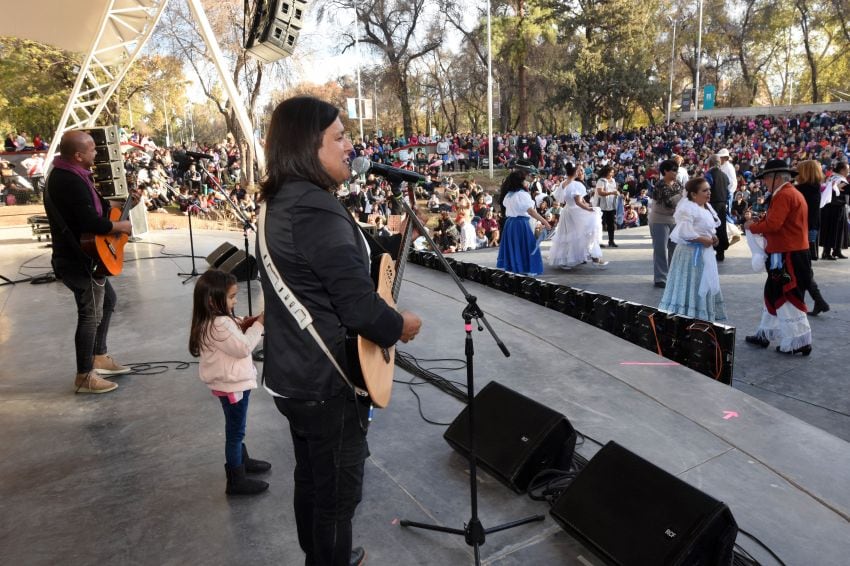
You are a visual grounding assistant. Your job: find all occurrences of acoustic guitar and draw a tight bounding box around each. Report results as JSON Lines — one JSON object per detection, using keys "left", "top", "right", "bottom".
{"left": 348, "top": 185, "right": 418, "bottom": 408}
{"left": 80, "top": 197, "right": 134, "bottom": 277}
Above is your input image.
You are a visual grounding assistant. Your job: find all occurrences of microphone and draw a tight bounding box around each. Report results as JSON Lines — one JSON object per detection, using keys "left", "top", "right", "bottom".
{"left": 351, "top": 156, "right": 425, "bottom": 184}
{"left": 185, "top": 150, "right": 215, "bottom": 160}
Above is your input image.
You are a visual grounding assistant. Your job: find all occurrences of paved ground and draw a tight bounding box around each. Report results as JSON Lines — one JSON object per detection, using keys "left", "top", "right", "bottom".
{"left": 455, "top": 225, "right": 850, "bottom": 443}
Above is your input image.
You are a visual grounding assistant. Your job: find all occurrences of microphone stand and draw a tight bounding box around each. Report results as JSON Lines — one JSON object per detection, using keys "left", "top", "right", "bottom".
{"left": 178, "top": 172, "right": 202, "bottom": 284}
{"left": 390, "top": 178, "right": 544, "bottom": 565}
{"left": 206, "top": 172, "right": 263, "bottom": 362}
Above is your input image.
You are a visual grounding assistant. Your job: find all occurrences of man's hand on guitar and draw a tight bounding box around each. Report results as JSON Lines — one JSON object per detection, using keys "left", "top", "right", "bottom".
{"left": 111, "top": 220, "right": 133, "bottom": 235}
{"left": 399, "top": 310, "right": 422, "bottom": 343}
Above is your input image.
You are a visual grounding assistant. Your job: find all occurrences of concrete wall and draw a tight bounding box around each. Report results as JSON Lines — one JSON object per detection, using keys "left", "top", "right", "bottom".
{"left": 672, "top": 102, "right": 850, "bottom": 121}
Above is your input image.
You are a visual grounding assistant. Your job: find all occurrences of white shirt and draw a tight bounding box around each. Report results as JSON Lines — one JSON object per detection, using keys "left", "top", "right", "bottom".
{"left": 503, "top": 190, "right": 535, "bottom": 217}
{"left": 670, "top": 198, "right": 720, "bottom": 245}
{"left": 676, "top": 167, "right": 689, "bottom": 187}
{"left": 595, "top": 178, "right": 616, "bottom": 211}
{"left": 720, "top": 161, "right": 737, "bottom": 192}
{"left": 563, "top": 181, "right": 587, "bottom": 208}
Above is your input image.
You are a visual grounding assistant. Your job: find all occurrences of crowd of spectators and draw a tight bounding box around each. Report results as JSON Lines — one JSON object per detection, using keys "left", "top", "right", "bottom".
{"left": 346, "top": 111, "right": 850, "bottom": 253}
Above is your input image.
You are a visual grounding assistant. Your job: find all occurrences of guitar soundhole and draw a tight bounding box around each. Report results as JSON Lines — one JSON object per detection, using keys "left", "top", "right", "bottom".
{"left": 381, "top": 347, "right": 390, "bottom": 363}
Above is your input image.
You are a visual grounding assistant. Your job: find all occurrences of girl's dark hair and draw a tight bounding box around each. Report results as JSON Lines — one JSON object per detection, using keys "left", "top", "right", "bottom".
{"left": 685, "top": 177, "right": 708, "bottom": 200}
{"left": 259, "top": 96, "right": 341, "bottom": 200}
{"left": 564, "top": 162, "right": 578, "bottom": 177}
{"left": 498, "top": 170, "right": 529, "bottom": 209}
{"left": 189, "top": 269, "right": 238, "bottom": 357}
{"left": 599, "top": 165, "right": 613, "bottom": 177}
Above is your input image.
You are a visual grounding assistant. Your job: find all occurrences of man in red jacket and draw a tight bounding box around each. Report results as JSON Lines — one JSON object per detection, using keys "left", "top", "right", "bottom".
{"left": 743, "top": 159, "right": 812, "bottom": 356}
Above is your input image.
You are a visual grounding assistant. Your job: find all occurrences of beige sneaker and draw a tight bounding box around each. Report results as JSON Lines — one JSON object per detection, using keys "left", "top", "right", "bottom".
{"left": 74, "top": 371, "right": 118, "bottom": 394}
{"left": 93, "top": 354, "right": 131, "bottom": 375}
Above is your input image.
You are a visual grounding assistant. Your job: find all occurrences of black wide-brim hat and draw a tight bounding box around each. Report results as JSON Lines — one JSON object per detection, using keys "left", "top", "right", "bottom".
{"left": 754, "top": 159, "right": 797, "bottom": 179}
{"left": 511, "top": 158, "right": 538, "bottom": 174}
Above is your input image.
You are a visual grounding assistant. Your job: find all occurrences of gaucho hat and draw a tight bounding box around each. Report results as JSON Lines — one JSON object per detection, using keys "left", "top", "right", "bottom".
{"left": 754, "top": 159, "right": 797, "bottom": 179}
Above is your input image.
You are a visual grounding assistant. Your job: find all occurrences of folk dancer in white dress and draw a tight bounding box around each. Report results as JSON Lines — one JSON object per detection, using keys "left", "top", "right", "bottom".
{"left": 658, "top": 178, "right": 726, "bottom": 321}
{"left": 548, "top": 162, "right": 607, "bottom": 269}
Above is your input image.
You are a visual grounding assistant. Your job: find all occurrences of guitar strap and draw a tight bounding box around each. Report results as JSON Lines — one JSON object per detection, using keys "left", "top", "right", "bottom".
{"left": 257, "top": 203, "right": 367, "bottom": 397}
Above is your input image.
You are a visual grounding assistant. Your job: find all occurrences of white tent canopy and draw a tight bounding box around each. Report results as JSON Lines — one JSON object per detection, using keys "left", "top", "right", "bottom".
{"left": 2, "top": 1, "right": 162, "bottom": 67}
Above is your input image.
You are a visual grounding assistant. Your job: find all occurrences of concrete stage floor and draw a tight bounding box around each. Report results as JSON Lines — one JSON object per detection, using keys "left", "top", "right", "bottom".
{"left": 1, "top": 224, "right": 849, "bottom": 565}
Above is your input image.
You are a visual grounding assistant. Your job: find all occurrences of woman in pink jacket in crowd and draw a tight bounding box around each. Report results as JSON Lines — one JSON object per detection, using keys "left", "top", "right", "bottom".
{"left": 190, "top": 269, "right": 270, "bottom": 496}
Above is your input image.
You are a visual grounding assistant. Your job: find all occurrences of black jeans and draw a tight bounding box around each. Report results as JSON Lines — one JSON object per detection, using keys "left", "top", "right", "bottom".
{"left": 59, "top": 269, "right": 115, "bottom": 374}
{"left": 274, "top": 392, "right": 370, "bottom": 566}
{"left": 601, "top": 209, "right": 616, "bottom": 244}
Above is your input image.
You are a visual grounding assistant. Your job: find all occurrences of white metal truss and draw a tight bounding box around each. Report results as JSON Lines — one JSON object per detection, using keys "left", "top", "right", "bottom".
{"left": 46, "top": 0, "right": 170, "bottom": 165}
{"left": 186, "top": 0, "right": 266, "bottom": 174}
{"left": 44, "top": 0, "right": 264, "bottom": 174}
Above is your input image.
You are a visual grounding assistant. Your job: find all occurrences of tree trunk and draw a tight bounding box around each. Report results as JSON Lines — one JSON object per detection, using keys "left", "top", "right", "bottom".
{"left": 798, "top": 1, "right": 819, "bottom": 103}
{"left": 393, "top": 65, "right": 414, "bottom": 138}
{"left": 516, "top": 0, "right": 528, "bottom": 133}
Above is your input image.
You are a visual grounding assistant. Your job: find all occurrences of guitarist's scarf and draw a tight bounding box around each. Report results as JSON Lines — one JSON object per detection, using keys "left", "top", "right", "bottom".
{"left": 52, "top": 157, "right": 103, "bottom": 216}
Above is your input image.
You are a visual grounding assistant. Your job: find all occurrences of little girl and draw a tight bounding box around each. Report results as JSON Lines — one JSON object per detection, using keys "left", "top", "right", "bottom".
{"left": 189, "top": 269, "right": 269, "bottom": 496}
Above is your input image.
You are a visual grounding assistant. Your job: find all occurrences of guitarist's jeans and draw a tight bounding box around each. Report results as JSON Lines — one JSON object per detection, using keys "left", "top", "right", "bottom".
{"left": 274, "top": 392, "right": 370, "bottom": 566}
{"left": 58, "top": 267, "right": 116, "bottom": 374}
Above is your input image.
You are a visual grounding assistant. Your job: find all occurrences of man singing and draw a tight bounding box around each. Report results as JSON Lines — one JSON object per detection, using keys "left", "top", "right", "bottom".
{"left": 258, "top": 96, "right": 422, "bottom": 566}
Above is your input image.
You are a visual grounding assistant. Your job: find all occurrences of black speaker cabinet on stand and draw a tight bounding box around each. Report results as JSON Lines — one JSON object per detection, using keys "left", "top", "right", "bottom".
{"left": 551, "top": 441, "right": 738, "bottom": 566}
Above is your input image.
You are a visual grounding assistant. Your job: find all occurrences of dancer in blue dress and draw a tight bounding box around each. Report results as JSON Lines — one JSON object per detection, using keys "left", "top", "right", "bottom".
{"left": 496, "top": 168, "right": 552, "bottom": 276}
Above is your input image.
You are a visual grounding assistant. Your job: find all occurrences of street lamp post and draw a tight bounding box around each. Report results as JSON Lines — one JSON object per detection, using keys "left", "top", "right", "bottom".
{"left": 666, "top": 16, "right": 679, "bottom": 125}
{"left": 694, "top": 0, "right": 704, "bottom": 120}
{"left": 487, "top": 0, "right": 494, "bottom": 179}
{"left": 353, "top": 0, "right": 364, "bottom": 143}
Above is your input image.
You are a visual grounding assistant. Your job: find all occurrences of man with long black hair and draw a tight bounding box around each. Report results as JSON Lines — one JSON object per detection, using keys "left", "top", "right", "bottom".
{"left": 258, "top": 96, "right": 422, "bottom": 566}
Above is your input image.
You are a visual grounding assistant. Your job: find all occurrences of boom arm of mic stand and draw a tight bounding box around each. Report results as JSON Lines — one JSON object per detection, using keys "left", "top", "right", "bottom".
{"left": 200, "top": 166, "right": 258, "bottom": 318}
{"left": 201, "top": 168, "right": 256, "bottom": 232}
{"left": 393, "top": 185, "right": 510, "bottom": 358}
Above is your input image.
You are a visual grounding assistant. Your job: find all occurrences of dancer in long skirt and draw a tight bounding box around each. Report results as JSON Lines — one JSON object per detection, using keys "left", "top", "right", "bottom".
{"left": 658, "top": 178, "right": 726, "bottom": 321}
{"left": 548, "top": 162, "right": 607, "bottom": 269}
{"left": 497, "top": 168, "right": 552, "bottom": 276}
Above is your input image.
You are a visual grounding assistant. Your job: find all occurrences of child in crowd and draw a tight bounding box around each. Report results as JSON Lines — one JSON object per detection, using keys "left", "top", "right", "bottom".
{"left": 189, "top": 269, "right": 269, "bottom": 496}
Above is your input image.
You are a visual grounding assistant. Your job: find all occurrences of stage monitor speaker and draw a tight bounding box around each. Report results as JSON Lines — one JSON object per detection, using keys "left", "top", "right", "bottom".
{"left": 551, "top": 441, "right": 738, "bottom": 566}
{"left": 218, "top": 249, "right": 258, "bottom": 282}
{"left": 444, "top": 381, "right": 577, "bottom": 494}
{"left": 206, "top": 243, "right": 238, "bottom": 268}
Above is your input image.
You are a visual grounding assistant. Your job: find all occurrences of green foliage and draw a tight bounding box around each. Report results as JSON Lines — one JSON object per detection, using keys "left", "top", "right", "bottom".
{"left": 0, "top": 37, "right": 77, "bottom": 139}
{"left": 546, "top": 0, "right": 665, "bottom": 131}
{"left": 113, "top": 54, "right": 188, "bottom": 140}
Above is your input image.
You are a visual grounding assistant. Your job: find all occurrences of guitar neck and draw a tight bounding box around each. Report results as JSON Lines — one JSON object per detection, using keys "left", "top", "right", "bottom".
{"left": 391, "top": 186, "right": 418, "bottom": 302}
{"left": 115, "top": 195, "right": 134, "bottom": 222}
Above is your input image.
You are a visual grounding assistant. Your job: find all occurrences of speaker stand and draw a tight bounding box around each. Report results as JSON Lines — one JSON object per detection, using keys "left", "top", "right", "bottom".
{"left": 178, "top": 203, "right": 200, "bottom": 284}
{"left": 391, "top": 180, "right": 544, "bottom": 565}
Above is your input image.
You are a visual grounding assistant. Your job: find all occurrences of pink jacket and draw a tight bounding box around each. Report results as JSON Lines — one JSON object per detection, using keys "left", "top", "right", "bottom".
{"left": 198, "top": 316, "right": 263, "bottom": 393}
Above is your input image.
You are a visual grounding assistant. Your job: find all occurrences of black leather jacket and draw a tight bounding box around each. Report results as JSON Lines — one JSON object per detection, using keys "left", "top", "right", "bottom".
{"left": 258, "top": 180, "right": 403, "bottom": 400}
